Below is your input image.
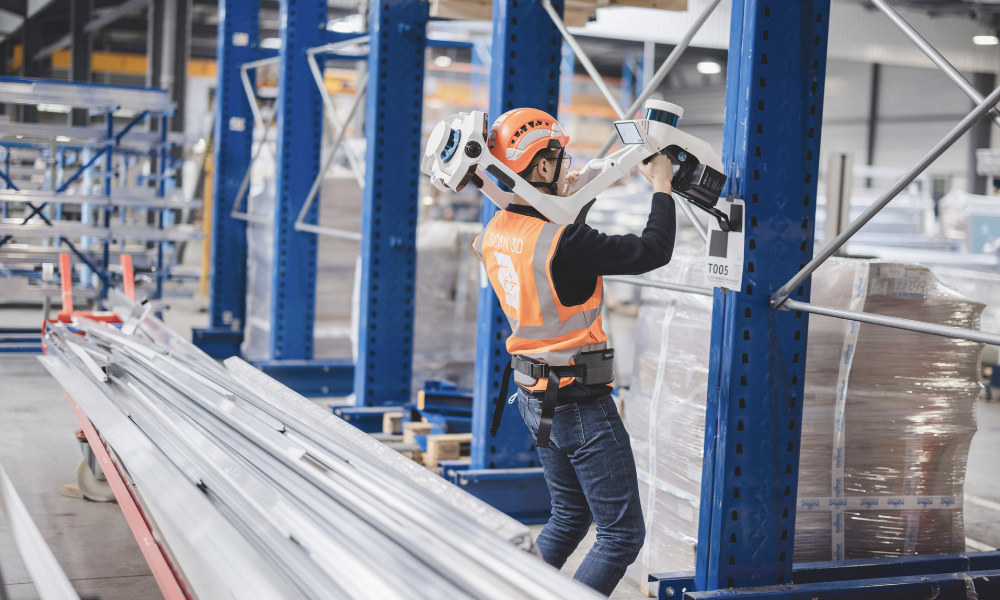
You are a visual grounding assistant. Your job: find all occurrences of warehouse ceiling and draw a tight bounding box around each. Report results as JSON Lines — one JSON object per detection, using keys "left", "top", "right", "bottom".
{"left": 0, "top": 0, "right": 995, "bottom": 86}
{"left": 843, "top": 0, "right": 1000, "bottom": 21}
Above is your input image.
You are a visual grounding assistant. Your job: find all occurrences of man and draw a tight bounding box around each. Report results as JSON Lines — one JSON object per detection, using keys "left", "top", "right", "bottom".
{"left": 471, "top": 107, "right": 676, "bottom": 596}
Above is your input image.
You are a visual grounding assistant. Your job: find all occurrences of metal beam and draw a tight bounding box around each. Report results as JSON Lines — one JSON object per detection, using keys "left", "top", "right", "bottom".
{"left": 267, "top": 0, "right": 326, "bottom": 360}
{"left": 781, "top": 298, "right": 1000, "bottom": 348}
{"left": 969, "top": 72, "right": 995, "bottom": 195}
{"left": 146, "top": 0, "right": 162, "bottom": 89}
{"left": 33, "top": 0, "right": 146, "bottom": 60}
{"left": 695, "top": 0, "right": 831, "bottom": 591}
{"left": 771, "top": 84, "right": 1000, "bottom": 310}
{"left": 353, "top": 0, "right": 428, "bottom": 405}
{"left": 864, "top": 63, "right": 880, "bottom": 188}
{"left": 170, "top": 0, "right": 190, "bottom": 132}
{"left": 20, "top": 10, "right": 42, "bottom": 121}
{"left": 595, "top": 0, "right": 723, "bottom": 157}
{"left": 540, "top": 0, "right": 625, "bottom": 120}
{"left": 191, "top": 0, "right": 257, "bottom": 358}
{"left": 603, "top": 275, "right": 713, "bottom": 297}
{"left": 871, "top": 0, "right": 1000, "bottom": 129}
{"left": 70, "top": 0, "right": 92, "bottom": 126}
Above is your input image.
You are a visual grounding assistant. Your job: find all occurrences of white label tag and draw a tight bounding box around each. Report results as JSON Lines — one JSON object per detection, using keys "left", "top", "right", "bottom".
{"left": 704, "top": 197, "right": 745, "bottom": 290}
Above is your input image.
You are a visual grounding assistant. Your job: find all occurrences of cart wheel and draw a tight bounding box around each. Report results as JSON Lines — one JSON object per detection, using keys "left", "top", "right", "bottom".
{"left": 76, "top": 458, "right": 115, "bottom": 502}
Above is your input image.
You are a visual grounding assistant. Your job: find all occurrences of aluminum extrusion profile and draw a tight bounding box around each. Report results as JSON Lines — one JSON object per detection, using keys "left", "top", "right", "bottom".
{"left": 41, "top": 314, "right": 605, "bottom": 599}
{"left": 0, "top": 462, "right": 79, "bottom": 600}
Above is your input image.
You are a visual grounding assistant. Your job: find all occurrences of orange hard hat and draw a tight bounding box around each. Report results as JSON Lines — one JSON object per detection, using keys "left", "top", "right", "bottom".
{"left": 487, "top": 108, "right": 570, "bottom": 173}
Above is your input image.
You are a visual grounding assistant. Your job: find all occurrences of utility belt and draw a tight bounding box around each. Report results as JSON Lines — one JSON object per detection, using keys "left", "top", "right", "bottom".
{"left": 490, "top": 348, "right": 615, "bottom": 449}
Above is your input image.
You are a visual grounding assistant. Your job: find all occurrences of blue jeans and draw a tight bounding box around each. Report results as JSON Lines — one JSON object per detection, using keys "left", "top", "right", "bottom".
{"left": 516, "top": 387, "right": 645, "bottom": 596}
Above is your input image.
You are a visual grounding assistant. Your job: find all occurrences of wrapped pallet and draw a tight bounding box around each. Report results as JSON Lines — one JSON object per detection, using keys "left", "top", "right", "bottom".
{"left": 625, "top": 254, "right": 712, "bottom": 582}
{"left": 795, "top": 261, "right": 983, "bottom": 562}
{"left": 625, "top": 257, "right": 983, "bottom": 583}
{"left": 410, "top": 220, "right": 482, "bottom": 397}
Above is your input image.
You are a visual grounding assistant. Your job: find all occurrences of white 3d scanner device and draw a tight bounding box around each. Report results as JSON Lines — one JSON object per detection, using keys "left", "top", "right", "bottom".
{"left": 421, "top": 100, "right": 730, "bottom": 230}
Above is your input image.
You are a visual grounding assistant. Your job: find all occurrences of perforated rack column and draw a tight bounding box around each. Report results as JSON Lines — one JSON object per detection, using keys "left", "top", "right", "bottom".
{"left": 694, "top": 0, "right": 831, "bottom": 591}
{"left": 267, "top": 0, "right": 325, "bottom": 362}
{"left": 450, "top": 0, "right": 566, "bottom": 523}
{"left": 193, "top": 0, "right": 257, "bottom": 358}
{"left": 353, "top": 0, "right": 429, "bottom": 406}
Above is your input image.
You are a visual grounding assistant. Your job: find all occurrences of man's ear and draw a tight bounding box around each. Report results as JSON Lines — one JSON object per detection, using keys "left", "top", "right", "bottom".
{"left": 536, "top": 157, "right": 554, "bottom": 182}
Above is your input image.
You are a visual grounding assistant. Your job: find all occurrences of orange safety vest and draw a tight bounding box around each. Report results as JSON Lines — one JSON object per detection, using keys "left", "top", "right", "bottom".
{"left": 473, "top": 208, "right": 607, "bottom": 391}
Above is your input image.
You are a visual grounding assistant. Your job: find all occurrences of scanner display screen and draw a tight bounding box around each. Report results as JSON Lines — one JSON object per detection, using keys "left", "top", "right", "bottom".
{"left": 615, "top": 122, "right": 644, "bottom": 145}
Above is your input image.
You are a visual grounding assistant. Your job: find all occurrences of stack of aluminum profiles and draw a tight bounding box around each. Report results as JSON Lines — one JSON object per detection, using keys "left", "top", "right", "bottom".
{"left": 40, "top": 291, "right": 601, "bottom": 600}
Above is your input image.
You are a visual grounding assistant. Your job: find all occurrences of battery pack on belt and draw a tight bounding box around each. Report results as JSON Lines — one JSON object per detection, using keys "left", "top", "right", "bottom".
{"left": 489, "top": 349, "right": 614, "bottom": 449}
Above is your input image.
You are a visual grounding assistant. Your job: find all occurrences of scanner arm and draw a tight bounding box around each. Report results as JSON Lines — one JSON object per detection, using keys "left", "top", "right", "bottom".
{"left": 423, "top": 109, "right": 729, "bottom": 229}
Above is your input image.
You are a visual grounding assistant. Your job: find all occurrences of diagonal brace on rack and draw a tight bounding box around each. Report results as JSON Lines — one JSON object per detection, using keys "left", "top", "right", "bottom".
{"left": 230, "top": 56, "right": 281, "bottom": 224}
{"left": 293, "top": 73, "right": 367, "bottom": 241}
{"left": 12, "top": 110, "right": 150, "bottom": 227}
{"left": 870, "top": 0, "right": 1000, "bottom": 129}
{"left": 540, "top": 0, "right": 721, "bottom": 243}
{"left": 291, "top": 38, "right": 371, "bottom": 241}
{"left": 307, "top": 37, "right": 370, "bottom": 190}
{"left": 772, "top": 84, "right": 1000, "bottom": 309}
{"left": 768, "top": 85, "right": 1000, "bottom": 348}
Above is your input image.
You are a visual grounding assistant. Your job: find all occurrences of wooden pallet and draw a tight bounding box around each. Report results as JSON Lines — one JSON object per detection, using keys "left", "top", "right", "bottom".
{"left": 422, "top": 433, "right": 473, "bottom": 468}
{"left": 402, "top": 421, "right": 434, "bottom": 444}
{"left": 430, "top": 0, "right": 687, "bottom": 26}
{"left": 382, "top": 411, "right": 404, "bottom": 435}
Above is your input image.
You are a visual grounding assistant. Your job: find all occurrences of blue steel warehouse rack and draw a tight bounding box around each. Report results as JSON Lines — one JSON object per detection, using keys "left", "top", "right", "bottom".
{"left": 353, "top": 0, "right": 429, "bottom": 407}
{"left": 192, "top": 0, "right": 256, "bottom": 359}
{"left": 694, "top": 0, "right": 831, "bottom": 591}
{"left": 196, "top": 0, "right": 400, "bottom": 396}
{"left": 0, "top": 77, "right": 184, "bottom": 301}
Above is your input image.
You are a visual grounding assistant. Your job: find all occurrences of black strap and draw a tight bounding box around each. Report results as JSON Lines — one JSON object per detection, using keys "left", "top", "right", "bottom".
{"left": 535, "top": 369, "right": 561, "bottom": 449}
{"left": 490, "top": 361, "right": 514, "bottom": 436}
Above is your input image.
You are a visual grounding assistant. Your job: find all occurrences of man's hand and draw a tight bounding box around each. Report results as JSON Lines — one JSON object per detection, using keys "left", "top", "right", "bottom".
{"left": 638, "top": 154, "right": 673, "bottom": 195}
{"left": 560, "top": 169, "right": 581, "bottom": 196}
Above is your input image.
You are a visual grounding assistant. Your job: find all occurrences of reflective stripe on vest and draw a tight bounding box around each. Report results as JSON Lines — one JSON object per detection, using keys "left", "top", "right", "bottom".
{"left": 473, "top": 209, "right": 607, "bottom": 390}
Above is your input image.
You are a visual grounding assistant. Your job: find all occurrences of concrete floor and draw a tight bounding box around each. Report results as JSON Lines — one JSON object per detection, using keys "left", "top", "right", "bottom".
{"left": 2, "top": 296, "right": 1000, "bottom": 599}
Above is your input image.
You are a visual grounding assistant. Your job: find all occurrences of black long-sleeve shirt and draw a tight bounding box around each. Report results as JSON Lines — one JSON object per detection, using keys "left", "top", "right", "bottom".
{"left": 505, "top": 191, "right": 677, "bottom": 306}
{"left": 504, "top": 192, "right": 677, "bottom": 403}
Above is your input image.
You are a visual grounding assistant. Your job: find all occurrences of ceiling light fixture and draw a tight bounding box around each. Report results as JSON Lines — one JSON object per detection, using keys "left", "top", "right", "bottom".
{"left": 696, "top": 61, "right": 722, "bottom": 75}
{"left": 973, "top": 35, "right": 999, "bottom": 46}
{"left": 433, "top": 55, "right": 453, "bottom": 68}
{"left": 260, "top": 37, "right": 282, "bottom": 50}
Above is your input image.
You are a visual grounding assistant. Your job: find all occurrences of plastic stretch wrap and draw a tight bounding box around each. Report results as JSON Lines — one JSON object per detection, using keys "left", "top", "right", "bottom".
{"left": 625, "top": 257, "right": 982, "bottom": 580}
{"left": 624, "top": 253, "right": 712, "bottom": 580}
{"left": 796, "top": 260, "right": 983, "bottom": 562}
{"left": 241, "top": 180, "right": 276, "bottom": 360}
{"left": 939, "top": 190, "right": 1000, "bottom": 253}
{"left": 411, "top": 220, "right": 481, "bottom": 396}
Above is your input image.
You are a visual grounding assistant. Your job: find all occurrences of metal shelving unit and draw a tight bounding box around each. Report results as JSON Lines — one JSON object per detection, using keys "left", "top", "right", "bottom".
{"left": 0, "top": 76, "right": 193, "bottom": 300}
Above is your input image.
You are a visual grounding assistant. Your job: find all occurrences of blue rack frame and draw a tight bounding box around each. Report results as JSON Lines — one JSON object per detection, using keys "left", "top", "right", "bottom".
{"left": 198, "top": 0, "right": 355, "bottom": 395}
{"left": 255, "top": 0, "right": 356, "bottom": 396}
{"left": 0, "top": 77, "right": 177, "bottom": 303}
{"left": 694, "top": 0, "right": 831, "bottom": 591}
{"left": 445, "top": 0, "right": 569, "bottom": 524}
{"left": 268, "top": 0, "right": 324, "bottom": 363}
{"left": 192, "top": 0, "right": 257, "bottom": 359}
{"left": 352, "top": 0, "right": 429, "bottom": 407}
